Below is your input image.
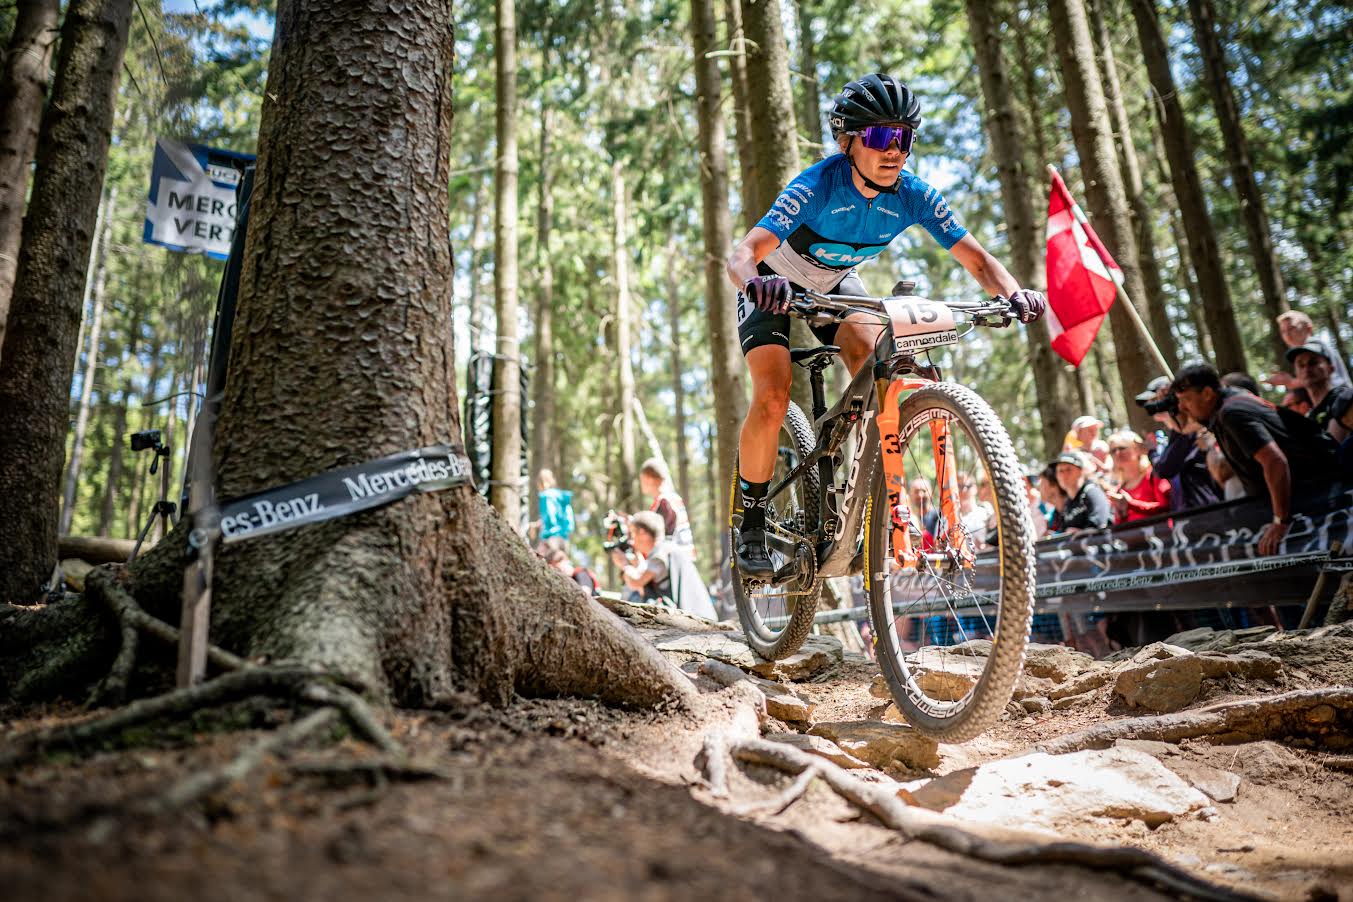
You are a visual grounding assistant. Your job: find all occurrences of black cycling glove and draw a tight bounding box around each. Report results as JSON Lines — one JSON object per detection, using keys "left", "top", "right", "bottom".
{"left": 1008, "top": 288, "right": 1047, "bottom": 324}
{"left": 744, "top": 274, "right": 791, "bottom": 314}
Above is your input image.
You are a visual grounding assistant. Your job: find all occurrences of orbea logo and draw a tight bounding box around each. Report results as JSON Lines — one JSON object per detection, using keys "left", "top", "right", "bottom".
{"left": 811, "top": 242, "right": 886, "bottom": 265}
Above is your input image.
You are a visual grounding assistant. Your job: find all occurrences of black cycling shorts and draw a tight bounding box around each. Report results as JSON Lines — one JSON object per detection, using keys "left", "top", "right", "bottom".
{"left": 736, "top": 263, "right": 866, "bottom": 355}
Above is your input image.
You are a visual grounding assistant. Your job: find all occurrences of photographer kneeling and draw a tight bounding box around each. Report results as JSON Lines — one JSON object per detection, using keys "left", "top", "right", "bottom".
{"left": 1172, "top": 363, "right": 1340, "bottom": 555}
{"left": 608, "top": 512, "right": 716, "bottom": 620}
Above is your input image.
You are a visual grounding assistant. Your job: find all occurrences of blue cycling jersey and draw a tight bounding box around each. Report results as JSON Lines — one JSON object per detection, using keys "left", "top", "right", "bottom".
{"left": 755, "top": 154, "right": 968, "bottom": 293}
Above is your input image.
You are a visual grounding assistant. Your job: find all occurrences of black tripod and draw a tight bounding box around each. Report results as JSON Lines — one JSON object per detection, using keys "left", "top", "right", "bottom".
{"left": 129, "top": 429, "right": 177, "bottom": 561}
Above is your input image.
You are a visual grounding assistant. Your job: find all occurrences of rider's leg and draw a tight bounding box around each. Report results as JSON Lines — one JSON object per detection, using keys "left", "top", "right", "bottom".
{"left": 835, "top": 312, "right": 886, "bottom": 376}
{"left": 734, "top": 345, "right": 791, "bottom": 573}
{"left": 738, "top": 345, "right": 793, "bottom": 483}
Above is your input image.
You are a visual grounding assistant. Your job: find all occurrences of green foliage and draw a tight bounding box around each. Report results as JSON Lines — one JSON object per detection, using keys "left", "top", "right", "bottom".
{"left": 47, "top": 0, "right": 1351, "bottom": 585}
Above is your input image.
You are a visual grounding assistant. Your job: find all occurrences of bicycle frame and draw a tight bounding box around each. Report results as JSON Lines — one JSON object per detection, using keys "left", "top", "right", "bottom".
{"left": 758, "top": 291, "right": 1006, "bottom": 582}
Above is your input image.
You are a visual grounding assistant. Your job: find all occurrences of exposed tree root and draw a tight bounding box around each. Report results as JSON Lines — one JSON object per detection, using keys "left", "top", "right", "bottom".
{"left": 85, "top": 566, "right": 248, "bottom": 674}
{"left": 0, "top": 665, "right": 358, "bottom": 770}
{"left": 702, "top": 734, "right": 1261, "bottom": 902}
{"left": 299, "top": 682, "right": 401, "bottom": 754}
{"left": 1036, "top": 688, "right": 1353, "bottom": 755}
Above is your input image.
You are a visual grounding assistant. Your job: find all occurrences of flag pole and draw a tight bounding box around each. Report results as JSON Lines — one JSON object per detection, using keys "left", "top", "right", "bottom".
{"left": 1046, "top": 165, "right": 1174, "bottom": 378}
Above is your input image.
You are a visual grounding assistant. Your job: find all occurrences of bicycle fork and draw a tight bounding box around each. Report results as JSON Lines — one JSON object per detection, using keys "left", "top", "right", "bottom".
{"left": 874, "top": 377, "right": 971, "bottom": 571}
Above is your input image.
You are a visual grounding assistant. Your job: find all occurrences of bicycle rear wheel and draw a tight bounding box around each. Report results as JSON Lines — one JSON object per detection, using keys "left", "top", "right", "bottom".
{"left": 731, "top": 401, "right": 821, "bottom": 660}
{"left": 865, "top": 382, "right": 1034, "bottom": 742}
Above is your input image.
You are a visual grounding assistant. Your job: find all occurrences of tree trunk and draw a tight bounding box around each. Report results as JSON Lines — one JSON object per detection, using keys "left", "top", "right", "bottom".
{"left": 742, "top": 0, "right": 815, "bottom": 409}
{"left": 793, "top": 0, "right": 820, "bottom": 149}
{"left": 741, "top": 0, "right": 799, "bottom": 219}
{"left": 100, "top": 390, "right": 128, "bottom": 536}
{"left": 0, "top": 0, "right": 132, "bottom": 604}
{"left": 529, "top": 102, "right": 556, "bottom": 524}
{"left": 966, "top": 0, "right": 1075, "bottom": 458}
{"left": 466, "top": 177, "right": 490, "bottom": 359}
{"left": 723, "top": 0, "right": 758, "bottom": 230}
{"left": 691, "top": 0, "right": 748, "bottom": 527}
{"left": 1129, "top": 0, "right": 1246, "bottom": 374}
{"left": 60, "top": 182, "right": 118, "bottom": 534}
{"left": 1187, "top": 0, "right": 1289, "bottom": 365}
{"left": 489, "top": 0, "right": 522, "bottom": 529}
{"left": 0, "top": 0, "right": 60, "bottom": 350}
{"left": 665, "top": 241, "right": 692, "bottom": 508}
{"left": 1087, "top": 0, "right": 1178, "bottom": 374}
{"left": 1145, "top": 125, "right": 1213, "bottom": 359}
{"left": 612, "top": 163, "right": 637, "bottom": 511}
{"left": 209, "top": 0, "right": 689, "bottom": 709}
{"left": 1048, "top": 0, "right": 1155, "bottom": 434}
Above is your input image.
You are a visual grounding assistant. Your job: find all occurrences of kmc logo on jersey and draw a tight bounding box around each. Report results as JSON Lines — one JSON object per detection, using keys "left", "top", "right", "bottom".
{"left": 810, "top": 241, "right": 887, "bottom": 266}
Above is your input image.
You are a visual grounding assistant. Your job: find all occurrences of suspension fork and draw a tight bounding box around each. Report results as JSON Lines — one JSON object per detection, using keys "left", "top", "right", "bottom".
{"left": 874, "top": 375, "right": 932, "bottom": 569}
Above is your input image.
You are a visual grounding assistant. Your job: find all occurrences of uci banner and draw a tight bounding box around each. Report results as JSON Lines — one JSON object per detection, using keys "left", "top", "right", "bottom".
{"left": 144, "top": 138, "right": 255, "bottom": 260}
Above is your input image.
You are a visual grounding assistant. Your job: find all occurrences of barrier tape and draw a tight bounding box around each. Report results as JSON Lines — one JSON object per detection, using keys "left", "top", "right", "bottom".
{"left": 218, "top": 443, "right": 474, "bottom": 544}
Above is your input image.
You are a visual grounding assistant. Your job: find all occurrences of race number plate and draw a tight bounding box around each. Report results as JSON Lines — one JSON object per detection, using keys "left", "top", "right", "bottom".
{"left": 884, "top": 297, "right": 958, "bottom": 353}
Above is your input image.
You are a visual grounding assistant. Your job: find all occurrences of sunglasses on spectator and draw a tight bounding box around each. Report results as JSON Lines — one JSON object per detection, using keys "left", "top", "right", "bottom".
{"left": 849, "top": 124, "right": 915, "bottom": 153}
{"left": 1110, "top": 446, "right": 1134, "bottom": 454}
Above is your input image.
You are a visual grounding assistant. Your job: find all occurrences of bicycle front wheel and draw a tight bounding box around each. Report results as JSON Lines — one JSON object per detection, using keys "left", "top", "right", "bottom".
{"left": 866, "top": 382, "right": 1034, "bottom": 742}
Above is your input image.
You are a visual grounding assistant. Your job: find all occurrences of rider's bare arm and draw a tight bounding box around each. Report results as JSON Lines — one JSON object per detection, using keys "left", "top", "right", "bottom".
{"left": 947, "top": 234, "right": 1021, "bottom": 298}
{"left": 726, "top": 227, "right": 781, "bottom": 291}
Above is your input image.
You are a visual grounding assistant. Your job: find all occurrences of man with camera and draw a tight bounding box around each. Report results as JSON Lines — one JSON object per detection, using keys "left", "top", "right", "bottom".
{"left": 1172, "top": 363, "right": 1340, "bottom": 555}
{"left": 607, "top": 511, "right": 716, "bottom": 619}
{"left": 1135, "top": 376, "right": 1220, "bottom": 512}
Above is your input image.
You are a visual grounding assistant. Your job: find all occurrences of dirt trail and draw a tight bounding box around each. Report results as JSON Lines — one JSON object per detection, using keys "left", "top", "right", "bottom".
{"left": 2, "top": 605, "right": 1351, "bottom": 902}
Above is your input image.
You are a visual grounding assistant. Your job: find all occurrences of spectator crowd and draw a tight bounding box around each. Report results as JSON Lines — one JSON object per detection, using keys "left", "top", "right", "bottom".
{"left": 1026, "top": 310, "right": 1350, "bottom": 555}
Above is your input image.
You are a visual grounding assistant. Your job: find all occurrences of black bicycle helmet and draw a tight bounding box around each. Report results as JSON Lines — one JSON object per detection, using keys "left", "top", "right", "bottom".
{"left": 828, "top": 74, "right": 922, "bottom": 138}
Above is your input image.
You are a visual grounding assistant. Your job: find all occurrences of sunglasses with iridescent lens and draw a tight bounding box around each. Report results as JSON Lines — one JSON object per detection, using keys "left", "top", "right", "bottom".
{"left": 850, "top": 124, "right": 915, "bottom": 153}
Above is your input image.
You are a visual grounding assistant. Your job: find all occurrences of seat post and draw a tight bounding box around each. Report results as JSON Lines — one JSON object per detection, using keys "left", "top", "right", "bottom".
{"left": 810, "top": 367, "right": 828, "bottom": 421}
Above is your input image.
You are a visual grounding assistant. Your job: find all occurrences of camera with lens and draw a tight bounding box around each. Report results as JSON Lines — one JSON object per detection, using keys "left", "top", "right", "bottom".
{"left": 602, "top": 510, "right": 631, "bottom": 553}
{"left": 130, "top": 429, "right": 164, "bottom": 452}
{"left": 1138, "top": 394, "right": 1179, "bottom": 417}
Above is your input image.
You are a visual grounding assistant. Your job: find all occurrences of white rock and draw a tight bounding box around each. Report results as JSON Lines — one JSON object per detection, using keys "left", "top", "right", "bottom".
{"left": 906, "top": 747, "right": 1210, "bottom": 830}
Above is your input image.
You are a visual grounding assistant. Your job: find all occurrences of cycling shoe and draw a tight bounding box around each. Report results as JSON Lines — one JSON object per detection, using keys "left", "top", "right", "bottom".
{"left": 734, "top": 528, "right": 775, "bottom": 578}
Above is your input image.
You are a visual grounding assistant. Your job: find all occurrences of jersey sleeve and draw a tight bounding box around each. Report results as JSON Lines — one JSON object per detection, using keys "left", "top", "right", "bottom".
{"left": 755, "top": 171, "right": 827, "bottom": 241}
{"left": 905, "top": 176, "right": 968, "bottom": 250}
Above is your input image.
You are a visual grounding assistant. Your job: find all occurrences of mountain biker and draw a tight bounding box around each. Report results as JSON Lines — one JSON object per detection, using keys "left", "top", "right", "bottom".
{"left": 724, "top": 73, "right": 1047, "bottom": 577}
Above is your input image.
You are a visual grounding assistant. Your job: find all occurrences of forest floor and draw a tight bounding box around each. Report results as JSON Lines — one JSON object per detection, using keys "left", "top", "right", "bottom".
{"left": 2, "top": 600, "right": 1351, "bottom": 902}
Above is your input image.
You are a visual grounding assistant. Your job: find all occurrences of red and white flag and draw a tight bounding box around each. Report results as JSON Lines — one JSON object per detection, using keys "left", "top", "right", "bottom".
{"left": 1045, "top": 167, "right": 1122, "bottom": 367}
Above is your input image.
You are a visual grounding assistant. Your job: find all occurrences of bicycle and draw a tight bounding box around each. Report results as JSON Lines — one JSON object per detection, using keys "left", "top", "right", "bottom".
{"left": 729, "top": 281, "right": 1035, "bottom": 742}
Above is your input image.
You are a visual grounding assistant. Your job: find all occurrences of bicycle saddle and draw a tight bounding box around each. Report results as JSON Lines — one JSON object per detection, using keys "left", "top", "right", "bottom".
{"left": 790, "top": 345, "right": 840, "bottom": 368}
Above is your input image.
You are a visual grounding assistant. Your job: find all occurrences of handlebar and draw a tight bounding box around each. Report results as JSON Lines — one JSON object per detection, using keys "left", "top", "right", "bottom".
{"left": 788, "top": 288, "right": 1015, "bottom": 328}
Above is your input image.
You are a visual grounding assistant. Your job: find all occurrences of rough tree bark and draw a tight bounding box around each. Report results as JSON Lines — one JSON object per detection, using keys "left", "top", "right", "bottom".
{"left": 966, "top": 0, "right": 1076, "bottom": 458}
{"left": 489, "top": 0, "right": 522, "bottom": 528}
{"left": 612, "top": 163, "right": 637, "bottom": 511}
{"left": 1087, "top": 0, "right": 1178, "bottom": 373}
{"left": 793, "top": 0, "right": 820, "bottom": 149}
{"left": 691, "top": 0, "right": 748, "bottom": 535}
{"left": 1187, "top": 0, "right": 1289, "bottom": 365}
{"left": 1129, "top": 0, "right": 1245, "bottom": 374}
{"left": 202, "top": 0, "right": 691, "bottom": 710}
{"left": 0, "top": 0, "right": 60, "bottom": 349}
{"left": 60, "top": 184, "right": 117, "bottom": 535}
{"left": 723, "top": 0, "right": 758, "bottom": 230}
{"left": 1048, "top": 0, "right": 1155, "bottom": 433}
{"left": 0, "top": 0, "right": 132, "bottom": 604}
